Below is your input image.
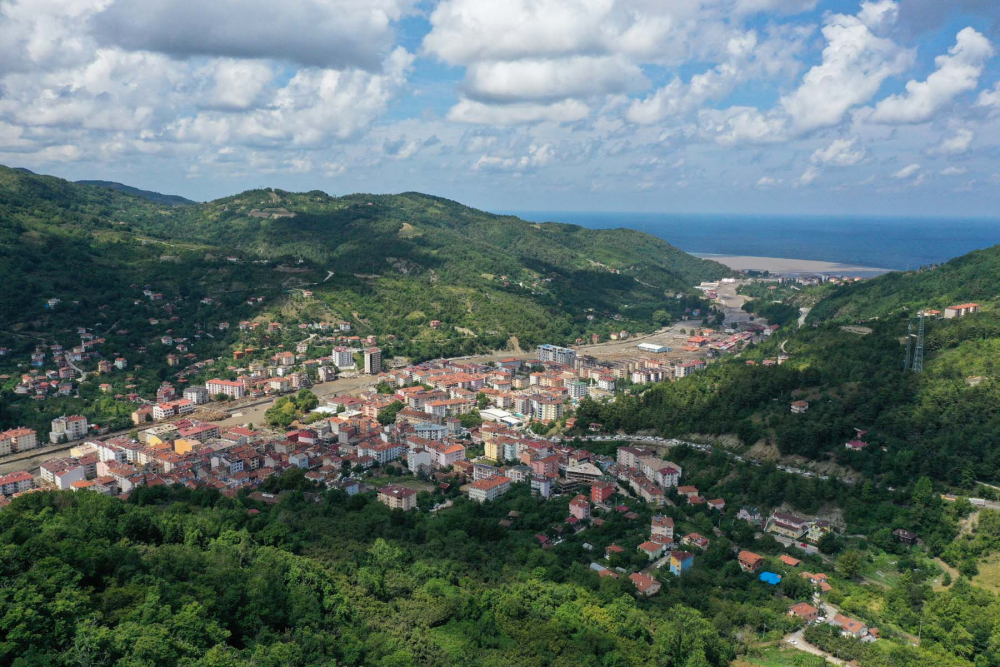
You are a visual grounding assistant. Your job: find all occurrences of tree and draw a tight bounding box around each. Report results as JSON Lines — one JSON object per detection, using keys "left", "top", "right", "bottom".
{"left": 377, "top": 401, "right": 405, "bottom": 425}
{"left": 836, "top": 550, "right": 863, "bottom": 580}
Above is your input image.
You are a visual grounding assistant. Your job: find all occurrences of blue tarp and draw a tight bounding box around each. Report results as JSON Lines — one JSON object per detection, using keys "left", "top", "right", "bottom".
{"left": 759, "top": 571, "right": 782, "bottom": 585}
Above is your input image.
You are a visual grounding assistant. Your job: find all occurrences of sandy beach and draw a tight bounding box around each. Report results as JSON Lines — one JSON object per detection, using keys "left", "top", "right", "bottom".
{"left": 695, "top": 254, "right": 891, "bottom": 277}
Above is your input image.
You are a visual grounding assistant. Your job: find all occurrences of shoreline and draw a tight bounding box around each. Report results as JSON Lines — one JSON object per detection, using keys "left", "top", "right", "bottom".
{"left": 693, "top": 253, "right": 892, "bottom": 277}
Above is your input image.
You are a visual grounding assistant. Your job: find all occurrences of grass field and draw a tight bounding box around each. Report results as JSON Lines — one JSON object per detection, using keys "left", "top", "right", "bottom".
{"left": 973, "top": 553, "right": 1000, "bottom": 594}
{"left": 734, "top": 646, "right": 831, "bottom": 666}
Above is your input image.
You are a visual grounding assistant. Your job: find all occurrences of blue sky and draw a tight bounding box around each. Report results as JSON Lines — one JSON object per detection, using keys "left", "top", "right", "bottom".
{"left": 2, "top": 0, "right": 1000, "bottom": 217}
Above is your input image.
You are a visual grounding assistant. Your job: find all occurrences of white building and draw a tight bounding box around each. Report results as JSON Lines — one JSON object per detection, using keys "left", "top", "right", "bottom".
{"left": 183, "top": 386, "right": 210, "bottom": 405}
{"left": 50, "top": 415, "right": 89, "bottom": 443}
{"left": 206, "top": 379, "right": 247, "bottom": 399}
{"left": 537, "top": 344, "right": 576, "bottom": 366}
{"left": 468, "top": 475, "right": 512, "bottom": 503}
{"left": 333, "top": 347, "right": 355, "bottom": 369}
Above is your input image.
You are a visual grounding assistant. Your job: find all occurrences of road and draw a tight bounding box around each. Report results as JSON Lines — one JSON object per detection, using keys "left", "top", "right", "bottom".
{"left": 782, "top": 629, "right": 845, "bottom": 665}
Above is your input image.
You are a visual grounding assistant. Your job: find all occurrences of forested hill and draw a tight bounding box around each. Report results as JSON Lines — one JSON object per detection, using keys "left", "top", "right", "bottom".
{"left": 809, "top": 245, "right": 1000, "bottom": 323}
{"left": 0, "top": 165, "right": 729, "bottom": 358}
{"left": 76, "top": 179, "right": 198, "bottom": 206}
{"left": 131, "top": 188, "right": 727, "bottom": 293}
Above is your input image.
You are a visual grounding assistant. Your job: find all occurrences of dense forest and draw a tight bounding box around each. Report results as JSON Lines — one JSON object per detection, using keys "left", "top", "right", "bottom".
{"left": 1, "top": 446, "right": 996, "bottom": 667}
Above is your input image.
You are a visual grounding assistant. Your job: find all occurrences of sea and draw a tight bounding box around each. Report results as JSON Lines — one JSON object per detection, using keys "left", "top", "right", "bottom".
{"left": 508, "top": 211, "right": 1000, "bottom": 272}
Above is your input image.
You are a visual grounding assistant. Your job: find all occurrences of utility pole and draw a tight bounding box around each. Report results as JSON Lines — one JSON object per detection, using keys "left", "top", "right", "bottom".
{"left": 912, "top": 313, "right": 925, "bottom": 373}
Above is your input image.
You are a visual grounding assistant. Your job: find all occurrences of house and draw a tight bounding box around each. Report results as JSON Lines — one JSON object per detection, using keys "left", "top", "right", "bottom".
{"left": 377, "top": 485, "right": 418, "bottom": 511}
{"left": 681, "top": 533, "right": 709, "bottom": 550}
{"left": 832, "top": 613, "right": 869, "bottom": 638}
{"left": 737, "top": 506, "right": 763, "bottom": 526}
{"left": 605, "top": 544, "right": 625, "bottom": 560}
{"left": 845, "top": 439, "right": 868, "bottom": 451}
{"left": 892, "top": 528, "right": 917, "bottom": 546}
{"left": 738, "top": 550, "right": 765, "bottom": 573}
{"left": 637, "top": 541, "right": 665, "bottom": 561}
{"left": 707, "top": 498, "right": 725, "bottom": 511}
{"left": 766, "top": 511, "right": 809, "bottom": 539}
{"left": 629, "top": 572, "right": 661, "bottom": 596}
{"left": 790, "top": 400, "right": 809, "bottom": 414}
{"left": 788, "top": 602, "right": 820, "bottom": 623}
{"left": 779, "top": 554, "right": 801, "bottom": 567}
{"left": 943, "top": 303, "right": 979, "bottom": 319}
{"left": 669, "top": 550, "right": 694, "bottom": 576}
{"left": 676, "top": 485, "right": 699, "bottom": 499}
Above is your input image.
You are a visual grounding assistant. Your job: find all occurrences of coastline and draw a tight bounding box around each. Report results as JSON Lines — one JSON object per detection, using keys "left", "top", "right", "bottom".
{"left": 693, "top": 253, "right": 892, "bottom": 277}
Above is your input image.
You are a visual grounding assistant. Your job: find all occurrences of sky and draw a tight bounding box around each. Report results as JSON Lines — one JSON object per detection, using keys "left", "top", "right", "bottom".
{"left": 3, "top": 0, "right": 1000, "bottom": 217}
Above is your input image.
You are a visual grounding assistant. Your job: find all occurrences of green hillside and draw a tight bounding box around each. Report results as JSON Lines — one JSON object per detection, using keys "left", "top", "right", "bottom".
{"left": 0, "top": 166, "right": 730, "bottom": 361}
{"left": 809, "top": 245, "right": 1000, "bottom": 323}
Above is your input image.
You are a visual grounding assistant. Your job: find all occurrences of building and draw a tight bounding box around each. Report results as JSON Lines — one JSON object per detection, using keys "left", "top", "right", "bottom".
{"left": 893, "top": 528, "right": 917, "bottom": 546}
{"left": 468, "top": 475, "right": 512, "bottom": 503}
{"left": 183, "top": 386, "right": 210, "bottom": 405}
{"left": 0, "top": 427, "right": 38, "bottom": 455}
{"left": 788, "top": 602, "right": 820, "bottom": 623}
{"left": 790, "top": 400, "right": 809, "bottom": 414}
{"left": 675, "top": 360, "right": 706, "bottom": 378}
{"left": 738, "top": 550, "right": 764, "bottom": 573}
{"left": 49, "top": 415, "right": 89, "bottom": 443}
{"left": 637, "top": 343, "right": 670, "bottom": 353}
{"left": 333, "top": 347, "right": 355, "bottom": 369}
{"left": 944, "top": 303, "right": 979, "bottom": 319}
{"left": 569, "top": 494, "right": 591, "bottom": 520}
{"left": 681, "top": 533, "right": 709, "bottom": 550}
{"left": 536, "top": 344, "right": 576, "bottom": 366}
{"left": 206, "top": 379, "right": 247, "bottom": 399}
{"left": 591, "top": 482, "right": 615, "bottom": 504}
{"left": 637, "top": 541, "right": 665, "bottom": 561}
{"left": 377, "top": 484, "right": 418, "bottom": 511}
{"left": 669, "top": 550, "right": 694, "bottom": 576}
{"left": 629, "top": 572, "right": 661, "bottom": 596}
{"left": 364, "top": 348, "right": 382, "bottom": 375}
{"left": 651, "top": 515, "right": 674, "bottom": 541}
{"left": 832, "top": 613, "right": 869, "bottom": 638}
{"left": 766, "top": 512, "right": 809, "bottom": 539}
{"left": 0, "top": 471, "right": 35, "bottom": 495}
{"left": 737, "top": 506, "right": 763, "bottom": 526}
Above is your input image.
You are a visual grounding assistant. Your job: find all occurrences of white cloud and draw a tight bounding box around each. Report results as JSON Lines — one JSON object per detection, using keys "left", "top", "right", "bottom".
{"left": 811, "top": 137, "right": 867, "bottom": 166}
{"left": 781, "top": 2, "right": 914, "bottom": 133}
{"left": 463, "top": 56, "right": 647, "bottom": 103}
{"left": 756, "top": 176, "right": 782, "bottom": 188}
{"left": 857, "top": 0, "right": 898, "bottom": 30}
{"left": 941, "top": 166, "right": 967, "bottom": 175}
{"left": 893, "top": 163, "right": 921, "bottom": 178}
{"left": 698, "top": 107, "right": 787, "bottom": 145}
{"left": 870, "top": 27, "right": 994, "bottom": 124}
{"left": 205, "top": 60, "right": 275, "bottom": 111}
{"left": 797, "top": 166, "right": 820, "bottom": 185}
{"left": 448, "top": 99, "right": 590, "bottom": 125}
{"left": 929, "top": 128, "right": 975, "bottom": 155}
{"left": 976, "top": 82, "right": 1000, "bottom": 111}
{"left": 474, "top": 143, "right": 556, "bottom": 171}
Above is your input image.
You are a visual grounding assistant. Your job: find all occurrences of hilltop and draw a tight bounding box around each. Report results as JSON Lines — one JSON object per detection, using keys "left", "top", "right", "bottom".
{"left": 808, "top": 245, "right": 1000, "bottom": 323}
{"left": 76, "top": 179, "right": 198, "bottom": 206}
